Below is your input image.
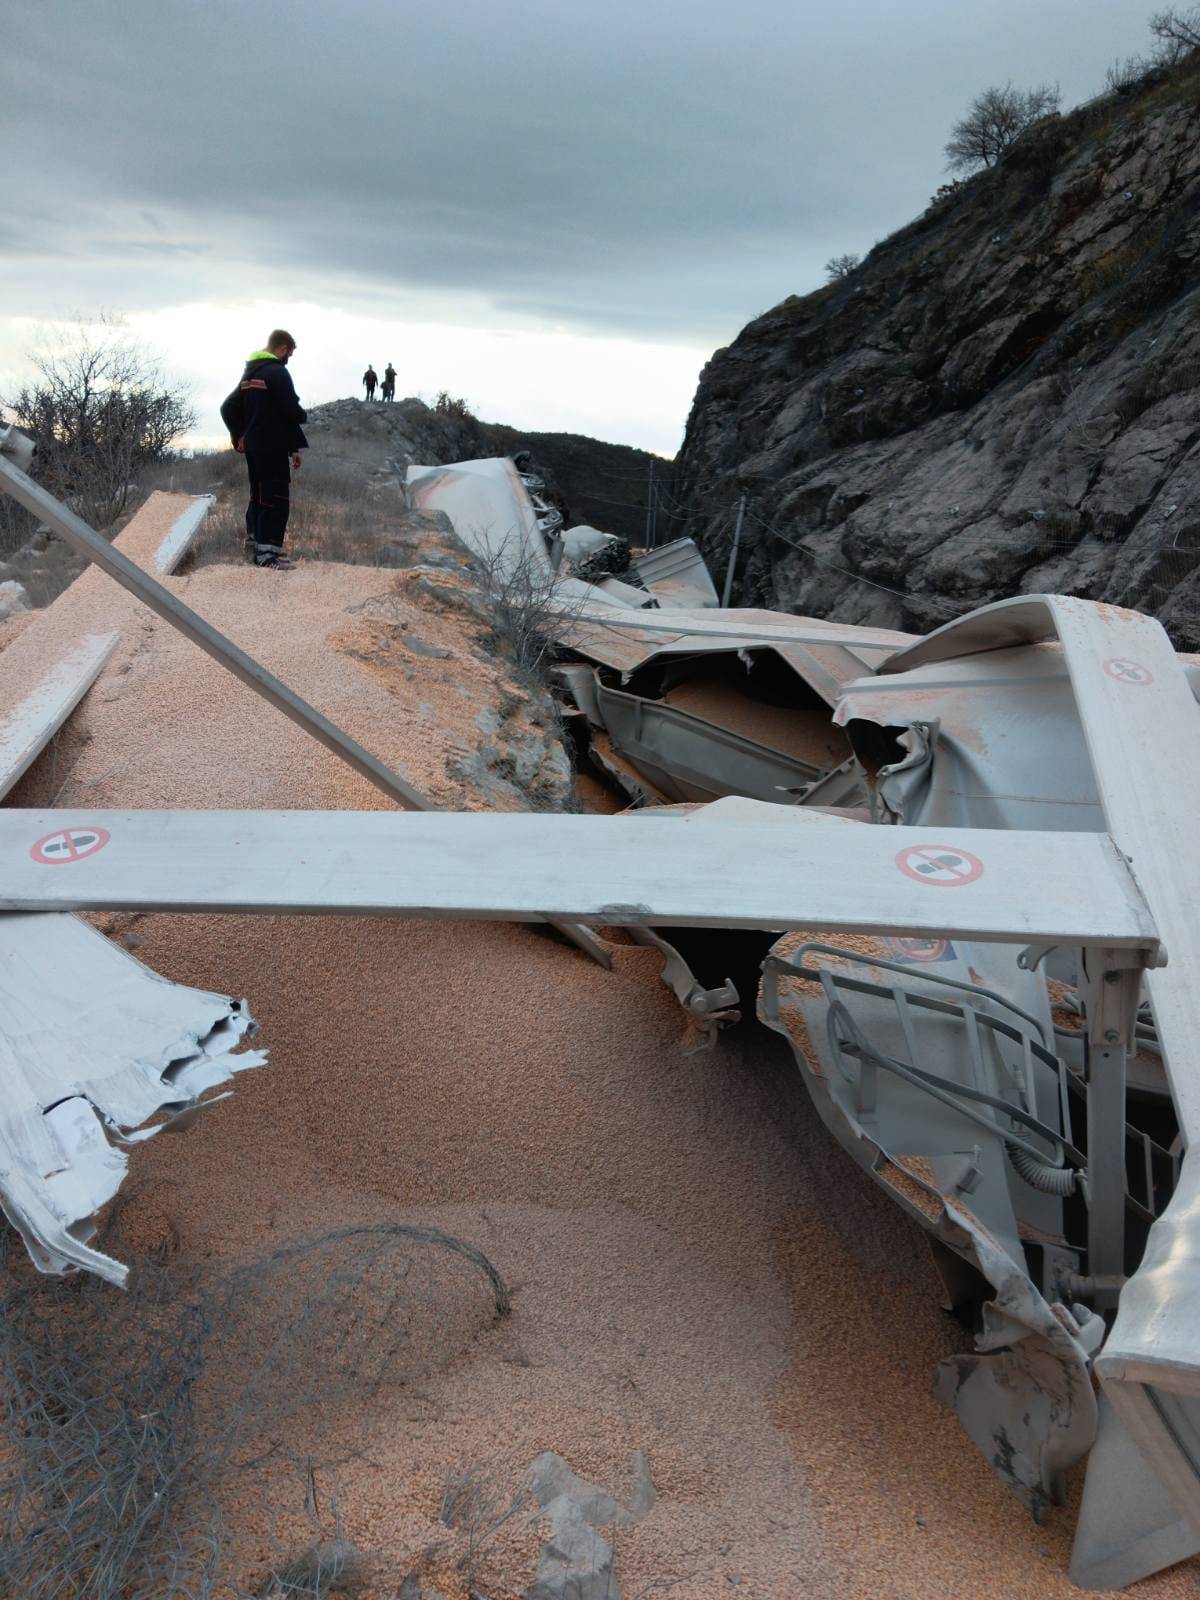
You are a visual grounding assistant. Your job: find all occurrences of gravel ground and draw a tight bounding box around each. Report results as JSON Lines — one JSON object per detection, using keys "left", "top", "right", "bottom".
{"left": 5, "top": 521, "right": 1197, "bottom": 1598}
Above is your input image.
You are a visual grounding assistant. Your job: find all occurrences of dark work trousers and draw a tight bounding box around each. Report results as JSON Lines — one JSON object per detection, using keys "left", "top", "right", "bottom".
{"left": 244, "top": 450, "right": 291, "bottom": 563}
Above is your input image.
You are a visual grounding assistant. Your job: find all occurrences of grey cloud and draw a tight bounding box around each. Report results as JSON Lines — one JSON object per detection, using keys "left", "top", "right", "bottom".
{"left": 5, "top": 0, "right": 1173, "bottom": 342}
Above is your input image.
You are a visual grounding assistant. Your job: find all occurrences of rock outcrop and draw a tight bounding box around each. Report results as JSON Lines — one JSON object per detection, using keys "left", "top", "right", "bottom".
{"left": 306, "top": 397, "right": 661, "bottom": 543}
{"left": 674, "top": 67, "right": 1200, "bottom": 644}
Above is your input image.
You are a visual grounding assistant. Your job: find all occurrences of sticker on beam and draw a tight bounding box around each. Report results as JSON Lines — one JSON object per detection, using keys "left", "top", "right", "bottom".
{"left": 1103, "top": 658, "right": 1153, "bottom": 686}
{"left": 30, "top": 826, "right": 110, "bottom": 865}
{"left": 896, "top": 845, "right": 984, "bottom": 886}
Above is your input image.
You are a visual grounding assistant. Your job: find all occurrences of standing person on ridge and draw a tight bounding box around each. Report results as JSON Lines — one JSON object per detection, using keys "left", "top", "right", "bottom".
{"left": 382, "top": 362, "right": 396, "bottom": 402}
{"left": 363, "top": 363, "right": 378, "bottom": 400}
{"left": 220, "top": 329, "right": 307, "bottom": 571}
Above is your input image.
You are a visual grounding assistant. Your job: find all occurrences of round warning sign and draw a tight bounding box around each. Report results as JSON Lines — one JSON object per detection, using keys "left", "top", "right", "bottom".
{"left": 1103, "top": 657, "right": 1154, "bottom": 686}
{"left": 896, "top": 845, "right": 984, "bottom": 887}
{"left": 30, "top": 826, "right": 111, "bottom": 865}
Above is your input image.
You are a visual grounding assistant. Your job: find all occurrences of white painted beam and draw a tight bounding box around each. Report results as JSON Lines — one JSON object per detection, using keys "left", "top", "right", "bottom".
{"left": 0, "top": 801, "right": 1161, "bottom": 954}
{"left": 0, "top": 632, "right": 118, "bottom": 801}
{"left": 153, "top": 492, "right": 215, "bottom": 573}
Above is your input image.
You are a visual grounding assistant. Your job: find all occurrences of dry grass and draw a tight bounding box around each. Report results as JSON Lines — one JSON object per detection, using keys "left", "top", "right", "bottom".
{"left": 182, "top": 452, "right": 405, "bottom": 569}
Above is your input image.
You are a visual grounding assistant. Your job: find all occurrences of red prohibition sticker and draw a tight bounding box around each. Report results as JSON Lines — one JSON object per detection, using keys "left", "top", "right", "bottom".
{"left": 896, "top": 845, "right": 984, "bottom": 886}
{"left": 1103, "top": 657, "right": 1154, "bottom": 686}
{"left": 30, "top": 826, "right": 111, "bottom": 865}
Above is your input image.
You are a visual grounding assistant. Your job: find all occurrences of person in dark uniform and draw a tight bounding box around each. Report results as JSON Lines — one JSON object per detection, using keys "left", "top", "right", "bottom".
{"left": 220, "top": 329, "right": 307, "bottom": 570}
{"left": 382, "top": 362, "right": 396, "bottom": 402}
{"left": 363, "top": 364, "right": 378, "bottom": 400}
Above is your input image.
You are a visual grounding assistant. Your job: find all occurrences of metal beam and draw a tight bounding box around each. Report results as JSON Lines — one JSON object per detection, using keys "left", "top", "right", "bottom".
{"left": 0, "top": 803, "right": 1162, "bottom": 956}
{"left": 0, "top": 633, "right": 118, "bottom": 801}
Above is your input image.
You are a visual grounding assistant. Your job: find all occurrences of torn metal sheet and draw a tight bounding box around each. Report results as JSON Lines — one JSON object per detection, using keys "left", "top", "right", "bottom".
{"left": 592, "top": 575, "right": 657, "bottom": 609}
{"left": 834, "top": 642, "right": 1105, "bottom": 832}
{"left": 563, "top": 604, "right": 911, "bottom": 682}
{"left": 555, "top": 624, "right": 873, "bottom": 817}
{"left": 0, "top": 912, "right": 264, "bottom": 1285}
{"left": 633, "top": 537, "right": 719, "bottom": 608}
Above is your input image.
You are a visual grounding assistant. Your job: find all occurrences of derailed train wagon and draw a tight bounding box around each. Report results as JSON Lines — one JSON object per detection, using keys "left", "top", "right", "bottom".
{"left": 1, "top": 438, "right": 1198, "bottom": 1589}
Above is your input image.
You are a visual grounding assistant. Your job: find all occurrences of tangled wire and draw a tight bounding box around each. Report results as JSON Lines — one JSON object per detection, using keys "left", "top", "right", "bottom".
{"left": 0, "top": 1217, "right": 510, "bottom": 1599}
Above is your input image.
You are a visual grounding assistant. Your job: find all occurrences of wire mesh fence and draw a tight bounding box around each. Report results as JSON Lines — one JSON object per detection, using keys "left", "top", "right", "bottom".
{"left": 0, "top": 1213, "right": 510, "bottom": 1599}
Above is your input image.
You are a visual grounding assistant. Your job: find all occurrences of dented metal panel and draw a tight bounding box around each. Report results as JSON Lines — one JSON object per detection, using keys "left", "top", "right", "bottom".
{"left": 633, "top": 537, "right": 719, "bottom": 608}
{"left": 824, "top": 592, "right": 1200, "bottom": 1584}
{"left": 0, "top": 912, "right": 264, "bottom": 1285}
{"left": 593, "top": 682, "right": 829, "bottom": 804}
{"left": 405, "top": 457, "right": 554, "bottom": 580}
{"left": 758, "top": 931, "right": 1105, "bottom": 1512}
{"left": 564, "top": 603, "right": 912, "bottom": 679}
{"left": 834, "top": 643, "right": 1104, "bottom": 832}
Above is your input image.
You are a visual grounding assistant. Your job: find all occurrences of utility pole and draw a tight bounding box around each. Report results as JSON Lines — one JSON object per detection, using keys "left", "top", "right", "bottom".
{"left": 721, "top": 494, "right": 747, "bottom": 607}
{"left": 645, "top": 460, "right": 654, "bottom": 549}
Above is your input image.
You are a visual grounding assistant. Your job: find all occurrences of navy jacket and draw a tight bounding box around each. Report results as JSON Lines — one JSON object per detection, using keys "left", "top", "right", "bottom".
{"left": 220, "top": 353, "right": 308, "bottom": 454}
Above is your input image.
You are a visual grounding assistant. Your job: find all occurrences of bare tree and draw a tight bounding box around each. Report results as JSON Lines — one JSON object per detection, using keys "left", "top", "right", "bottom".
{"left": 824, "top": 253, "right": 861, "bottom": 282}
{"left": 944, "top": 82, "right": 1061, "bottom": 173}
{"left": 1149, "top": 5, "right": 1200, "bottom": 59}
{"left": 3, "top": 316, "right": 195, "bottom": 530}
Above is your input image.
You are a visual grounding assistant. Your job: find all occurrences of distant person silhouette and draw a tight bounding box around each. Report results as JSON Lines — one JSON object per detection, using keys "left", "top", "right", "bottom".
{"left": 363, "top": 364, "right": 378, "bottom": 400}
{"left": 382, "top": 362, "right": 396, "bottom": 402}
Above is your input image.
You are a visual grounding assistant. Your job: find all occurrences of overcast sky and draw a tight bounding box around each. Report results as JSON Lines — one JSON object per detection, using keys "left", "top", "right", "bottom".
{"left": 2, "top": 0, "right": 1170, "bottom": 454}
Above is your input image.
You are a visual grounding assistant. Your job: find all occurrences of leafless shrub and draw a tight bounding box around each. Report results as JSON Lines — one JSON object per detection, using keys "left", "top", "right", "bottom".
{"left": 465, "top": 531, "right": 594, "bottom": 688}
{"left": 0, "top": 1221, "right": 509, "bottom": 1598}
{"left": 187, "top": 452, "right": 403, "bottom": 569}
{"left": 824, "top": 253, "right": 861, "bottom": 282}
{"left": 944, "top": 82, "right": 1061, "bottom": 173}
{"left": 440, "top": 1450, "right": 532, "bottom": 1590}
{"left": 1, "top": 316, "right": 194, "bottom": 543}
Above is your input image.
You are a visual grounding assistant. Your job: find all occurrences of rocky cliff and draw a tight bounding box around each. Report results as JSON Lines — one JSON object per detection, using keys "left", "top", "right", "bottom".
{"left": 674, "top": 68, "right": 1200, "bottom": 645}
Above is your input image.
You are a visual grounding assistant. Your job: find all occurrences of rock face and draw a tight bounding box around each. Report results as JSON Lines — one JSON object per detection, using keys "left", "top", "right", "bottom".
{"left": 674, "top": 71, "right": 1200, "bottom": 645}
{"left": 524, "top": 1451, "right": 655, "bottom": 1600}
{"left": 0, "top": 579, "right": 30, "bottom": 619}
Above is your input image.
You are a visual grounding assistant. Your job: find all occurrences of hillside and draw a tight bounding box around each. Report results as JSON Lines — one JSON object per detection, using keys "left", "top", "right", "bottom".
{"left": 305, "top": 396, "right": 661, "bottom": 543}
{"left": 673, "top": 66, "right": 1200, "bottom": 645}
